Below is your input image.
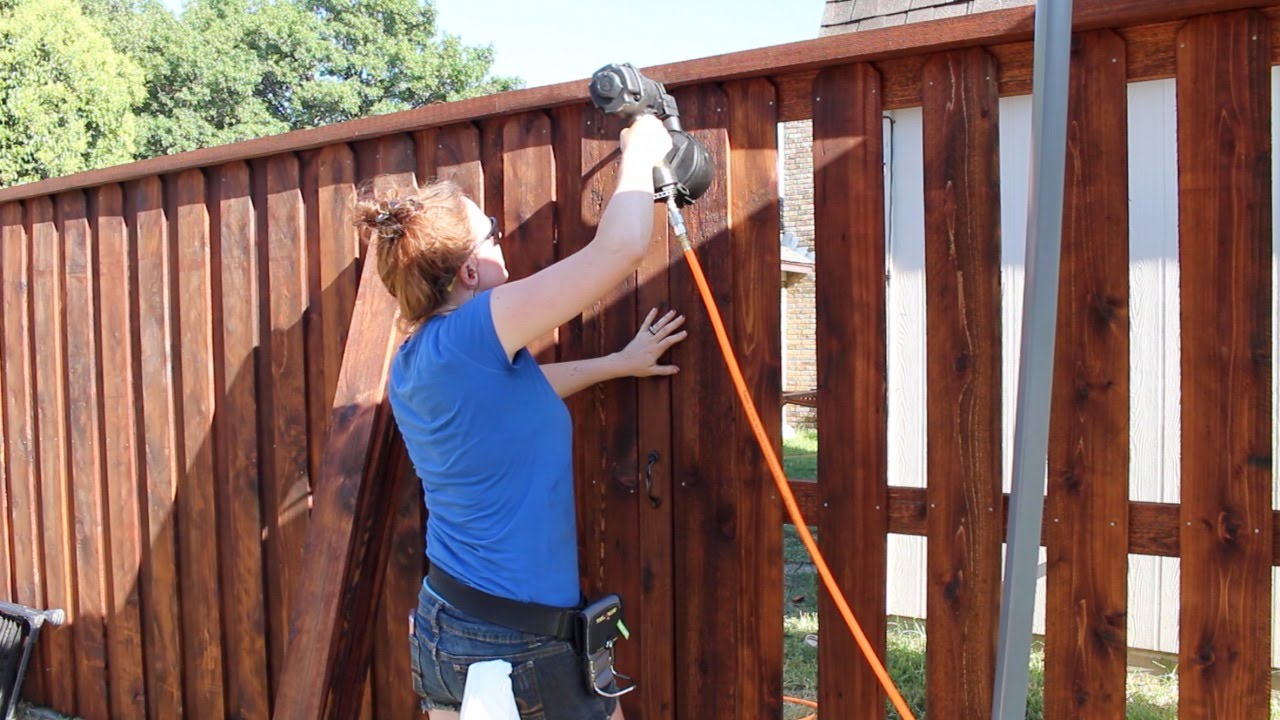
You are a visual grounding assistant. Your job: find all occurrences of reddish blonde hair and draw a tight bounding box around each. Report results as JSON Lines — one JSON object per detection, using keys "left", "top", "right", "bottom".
{"left": 354, "top": 180, "right": 474, "bottom": 330}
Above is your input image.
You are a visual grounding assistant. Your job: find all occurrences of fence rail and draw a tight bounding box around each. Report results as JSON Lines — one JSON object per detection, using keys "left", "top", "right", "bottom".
{"left": 1, "top": 2, "right": 1277, "bottom": 719}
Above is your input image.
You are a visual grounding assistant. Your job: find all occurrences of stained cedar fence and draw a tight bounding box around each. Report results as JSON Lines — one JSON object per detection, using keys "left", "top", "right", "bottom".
{"left": 1, "top": 1, "right": 1278, "bottom": 718}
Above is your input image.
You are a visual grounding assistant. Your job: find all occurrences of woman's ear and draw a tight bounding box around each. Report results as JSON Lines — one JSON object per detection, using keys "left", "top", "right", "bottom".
{"left": 459, "top": 256, "right": 479, "bottom": 288}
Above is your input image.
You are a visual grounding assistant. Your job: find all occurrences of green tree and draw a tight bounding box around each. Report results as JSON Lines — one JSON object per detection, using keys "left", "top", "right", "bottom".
{"left": 84, "top": 0, "right": 521, "bottom": 159}
{"left": 0, "top": 0, "right": 144, "bottom": 186}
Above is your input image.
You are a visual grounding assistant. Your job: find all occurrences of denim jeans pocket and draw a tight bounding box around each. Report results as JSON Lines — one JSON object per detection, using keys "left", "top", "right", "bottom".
{"left": 449, "top": 657, "right": 545, "bottom": 719}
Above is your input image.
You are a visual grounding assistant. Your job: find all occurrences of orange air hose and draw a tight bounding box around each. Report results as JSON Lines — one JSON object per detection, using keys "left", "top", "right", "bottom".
{"left": 669, "top": 199, "right": 916, "bottom": 720}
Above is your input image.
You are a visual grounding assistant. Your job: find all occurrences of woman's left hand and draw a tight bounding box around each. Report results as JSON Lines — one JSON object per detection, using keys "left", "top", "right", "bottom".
{"left": 614, "top": 308, "right": 688, "bottom": 377}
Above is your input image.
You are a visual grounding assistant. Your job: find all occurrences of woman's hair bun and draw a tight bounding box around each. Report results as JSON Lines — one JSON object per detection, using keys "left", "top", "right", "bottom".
{"left": 357, "top": 196, "right": 423, "bottom": 243}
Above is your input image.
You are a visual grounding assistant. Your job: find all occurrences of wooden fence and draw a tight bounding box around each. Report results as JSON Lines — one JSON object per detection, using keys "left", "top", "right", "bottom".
{"left": 1, "top": 1, "right": 1278, "bottom": 718}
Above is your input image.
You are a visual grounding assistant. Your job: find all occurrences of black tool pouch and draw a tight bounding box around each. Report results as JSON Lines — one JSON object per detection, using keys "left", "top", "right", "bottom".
{"left": 575, "top": 594, "right": 635, "bottom": 698}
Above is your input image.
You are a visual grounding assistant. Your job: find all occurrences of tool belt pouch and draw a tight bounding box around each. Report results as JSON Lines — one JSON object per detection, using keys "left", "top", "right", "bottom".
{"left": 575, "top": 594, "right": 623, "bottom": 693}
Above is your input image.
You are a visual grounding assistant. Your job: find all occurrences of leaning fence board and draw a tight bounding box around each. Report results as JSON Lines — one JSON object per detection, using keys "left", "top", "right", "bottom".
{"left": 669, "top": 84, "right": 741, "bottom": 719}
{"left": 58, "top": 190, "right": 109, "bottom": 720}
{"left": 130, "top": 175, "right": 185, "bottom": 720}
{"left": 275, "top": 137, "right": 411, "bottom": 720}
{"left": 212, "top": 161, "right": 271, "bottom": 720}
{"left": 2, "top": 202, "right": 44, "bottom": 705}
{"left": 29, "top": 195, "right": 77, "bottom": 714}
{"left": 921, "top": 48, "right": 1003, "bottom": 720}
{"left": 1176, "top": 11, "right": 1274, "bottom": 718}
{"left": 813, "top": 63, "right": 889, "bottom": 719}
{"left": 361, "top": 134, "right": 421, "bottom": 720}
{"left": 92, "top": 184, "right": 148, "bottom": 720}
{"left": 1043, "top": 30, "right": 1131, "bottom": 720}
{"left": 725, "top": 77, "right": 785, "bottom": 720}
{"left": 261, "top": 153, "right": 313, "bottom": 701}
{"left": 170, "top": 168, "right": 227, "bottom": 720}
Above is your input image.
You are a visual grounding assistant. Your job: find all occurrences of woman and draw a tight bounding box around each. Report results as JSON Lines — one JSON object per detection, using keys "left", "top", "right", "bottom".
{"left": 355, "top": 114, "right": 684, "bottom": 719}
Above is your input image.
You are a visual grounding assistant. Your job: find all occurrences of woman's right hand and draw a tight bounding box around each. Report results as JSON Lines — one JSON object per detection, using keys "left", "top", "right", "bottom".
{"left": 619, "top": 114, "right": 673, "bottom": 169}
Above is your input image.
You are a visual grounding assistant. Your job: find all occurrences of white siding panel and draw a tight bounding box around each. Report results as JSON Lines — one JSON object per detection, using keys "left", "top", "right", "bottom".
{"left": 885, "top": 107, "right": 928, "bottom": 620}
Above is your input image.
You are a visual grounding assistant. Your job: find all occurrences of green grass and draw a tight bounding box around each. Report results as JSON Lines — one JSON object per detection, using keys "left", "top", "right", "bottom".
{"left": 781, "top": 428, "right": 1199, "bottom": 718}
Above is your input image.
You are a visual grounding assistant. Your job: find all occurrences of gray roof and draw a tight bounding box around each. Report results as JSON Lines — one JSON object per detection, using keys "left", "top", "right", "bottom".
{"left": 821, "top": 0, "right": 1032, "bottom": 35}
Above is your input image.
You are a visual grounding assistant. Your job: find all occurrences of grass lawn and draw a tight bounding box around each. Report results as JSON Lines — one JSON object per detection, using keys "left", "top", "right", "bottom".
{"left": 778, "top": 429, "right": 1240, "bottom": 719}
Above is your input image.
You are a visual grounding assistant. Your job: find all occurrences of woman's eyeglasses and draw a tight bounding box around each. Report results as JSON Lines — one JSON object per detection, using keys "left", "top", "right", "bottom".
{"left": 484, "top": 216, "right": 502, "bottom": 246}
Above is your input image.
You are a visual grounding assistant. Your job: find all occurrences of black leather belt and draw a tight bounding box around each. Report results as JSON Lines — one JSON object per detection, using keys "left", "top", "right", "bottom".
{"left": 427, "top": 565, "right": 581, "bottom": 642}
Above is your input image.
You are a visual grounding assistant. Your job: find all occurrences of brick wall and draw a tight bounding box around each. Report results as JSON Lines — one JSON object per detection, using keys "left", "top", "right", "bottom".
{"left": 782, "top": 119, "right": 817, "bottom": 431}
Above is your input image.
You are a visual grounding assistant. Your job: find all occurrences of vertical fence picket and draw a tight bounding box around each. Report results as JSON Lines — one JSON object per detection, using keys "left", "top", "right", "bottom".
{"left": 669, "top": 84, "right": 740, "bottom": 719}
{"left": 59, "top": 189, "right": 110, "bottom": 720}
{"left": 1, "top": 201, "right": 44, "bottom": 705}
{"left": 170, "top": 168, "right": 227, "bottom": 720}
{"left": 1044, "top": 30, "right": 1131, "bottom": 720}
{"left": 502, "top": 112, "right": 558, "bottom": 361}
{"left": 921, "top": 48, "right": 1003, "bottom": 720}
{"left": 29, "top": 195, "right": 77, "bottom": 714}
{"left": 725, "top": 77, "right": 785, "bottom": 719}
{"left": 93, "top": 184, "right": 147, "bottom": 720}
{"left": 356, "top": 133, "right": 420, "bottom": 720}
{"left": 813, "top": 63, "right": 889, "bottom": 719}
{"left": 212, "top": 161, "right": 270, "bottom": 720}
{"left": 260, "top": 154, "right": 312, "bottom": 701}
{"left": 130, "top": 174, "right": 185, "bottom": 720}
{"left": 1176, "top": 10, "right": 1274, "bottom": 718}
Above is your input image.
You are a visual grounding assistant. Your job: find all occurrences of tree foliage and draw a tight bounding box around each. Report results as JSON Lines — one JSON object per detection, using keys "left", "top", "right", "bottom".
{"left": 0, "top": 0, "right": 144, "bottom": 185}
{"left": 83, "top": 0, "right": 521, "bottom": 159}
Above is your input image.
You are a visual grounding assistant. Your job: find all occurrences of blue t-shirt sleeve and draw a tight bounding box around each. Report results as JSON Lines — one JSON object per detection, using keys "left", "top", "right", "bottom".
{"left": 436, "top": 290, "right": 514, "bottom": 371}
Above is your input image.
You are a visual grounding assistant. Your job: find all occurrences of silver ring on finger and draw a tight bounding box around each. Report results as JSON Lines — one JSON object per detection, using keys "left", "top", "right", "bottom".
{"left": 648, "top": 326, "right": 657, "bottom": 335}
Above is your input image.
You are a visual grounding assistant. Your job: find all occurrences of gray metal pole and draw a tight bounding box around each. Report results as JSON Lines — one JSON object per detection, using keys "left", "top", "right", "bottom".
{"left": 992, "top": 0, "right": 1074, "bottom": 717}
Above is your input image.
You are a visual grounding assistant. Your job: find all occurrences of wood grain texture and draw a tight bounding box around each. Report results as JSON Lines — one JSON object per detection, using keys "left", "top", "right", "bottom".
{"left": 129, "top": 175, "right": 185, "bottom": 720}
{"left": 90, "top": 184, "right": 148, "bottom": 719}
{"left": 1044, "top": 31, "right": 1131, "bottom": 720}
{"left": 921, "top": 47, "right": 1003, "bottom": 720}
{"left": 169, "top": 169, "right": 226, "bottom": 720}
{"left": 28, "top": 194, "right": 77, "bottom": 714}
{"left": 211, "top": 161, "right": 270, "bottom": 720}
{"left": 273, "top": 137, "right": 409, "bottom": 720}
{"left": 260, "top": 154, "right": 312, "bottom": 701}
{"left": 59, "top": 190, "right": 110, "bottom": 720}
{"left": 668, "top": 84, "right": 741, "bottom": 720}
{"left": 1176, "top": 11, "right": 1273, "bottom": 718}
{"left": 812, "top": 63, "right": 888, "bottom": 719}
{"left": 725, "top": 77, "right": 784, "bottom": 720}
{"left": 2, "top": 201, "right": 45, "bottom": 704}
{"left": 501, "top": 112, "right": 557, "bottom": 361}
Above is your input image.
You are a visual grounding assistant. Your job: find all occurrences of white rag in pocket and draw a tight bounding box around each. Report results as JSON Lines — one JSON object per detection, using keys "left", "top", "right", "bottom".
{"left": 459, "top": 659, "right": 520, "bottom": 720}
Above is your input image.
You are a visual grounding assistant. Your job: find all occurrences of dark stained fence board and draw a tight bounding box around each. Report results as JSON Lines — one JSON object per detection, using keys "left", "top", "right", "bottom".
{"left": 921, "top": 48, "right": 1003, "bottom": 720}
{"left": 169, "top": 168, "right": 227, "bottom": 720}
{"left": 91, "top": 185, "right": 148, "bottom": 719}
{"left": 29, "top": 194, "right": 78, "bottom": 714}
{"left": 724, "top": 77, "right": 785, "bottom": 720}
{"left": 669, "top": 84, "right": 740, "bottom": 720}
{"left": 273, "top": 230, "right": 404, "bottom": 720}
{"left": 813, "top": 63, "right": 889, "bottom": 719}
{"left": 260, "top": 154, "right": 313, "bottom": 701}
{"left": 635, "top": 200, "right": 676, "bottom": 720}
{"left": 58, "top": 189, "right": 110, "bottom": 720}
{"left": 305, "top": 145, "right": 358, "bottom": 488}
{"left": 130, "top": 175, "right": 185, "bottom": 720}
{"left": 501, "top": 112, "right": 558, "bottom": 362}
{"left": 211, "top": 161, "right": 271, "bottom": 720}
{"left": 1044, "top": 30, "right": 1131, "bottom": 720}
{"left": 1176, "top": 11, "right": 1274, "bottom": 718}
{"left": 362, "top": 134, "right": 421, "bottom": 720}
{"left": 3, "top": 202, "right": 44, "bottom": 705}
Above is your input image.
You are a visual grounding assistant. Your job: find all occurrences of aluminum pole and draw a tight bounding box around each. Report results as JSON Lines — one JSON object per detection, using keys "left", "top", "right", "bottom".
{"left": 992, "top": 0, "right": 1074, "bottom": 717}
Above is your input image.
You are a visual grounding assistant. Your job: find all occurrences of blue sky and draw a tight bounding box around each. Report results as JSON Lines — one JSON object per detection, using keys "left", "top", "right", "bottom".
{"left": 158, "top": 0, "right": 822, "bottom": 88}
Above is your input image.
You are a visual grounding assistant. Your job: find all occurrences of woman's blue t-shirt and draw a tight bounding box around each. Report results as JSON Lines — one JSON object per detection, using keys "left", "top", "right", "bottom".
{"left": 388, "top": 290, "right": 579, "bottom": 608}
